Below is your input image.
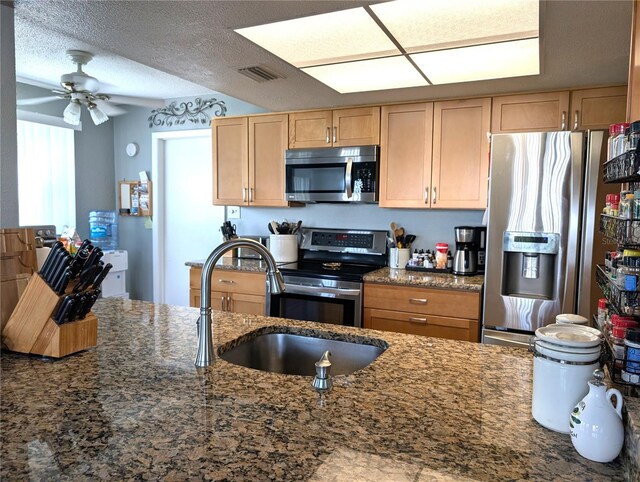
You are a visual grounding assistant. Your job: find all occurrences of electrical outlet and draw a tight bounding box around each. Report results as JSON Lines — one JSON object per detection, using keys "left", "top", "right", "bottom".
{"left": 227, "top": 206, "right": 241, "bottom": 219}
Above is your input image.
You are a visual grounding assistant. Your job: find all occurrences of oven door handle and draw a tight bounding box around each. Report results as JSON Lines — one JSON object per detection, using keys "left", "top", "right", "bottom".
{"left": 283, "top": 284, "right": 361, "bottom": 299}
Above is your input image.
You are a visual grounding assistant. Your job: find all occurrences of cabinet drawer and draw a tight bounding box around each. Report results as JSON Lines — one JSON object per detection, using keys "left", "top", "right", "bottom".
{"left": 190, "top": 268, "right": 266, "bottom": 295}
{"left": 364, "top": 283, "right": 479, "bottom": 319}
{"left": 364, "top": 308, "right": 479, "bottom": 342}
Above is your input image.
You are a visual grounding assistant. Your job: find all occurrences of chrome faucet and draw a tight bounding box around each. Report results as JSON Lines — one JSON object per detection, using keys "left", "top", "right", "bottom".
{"left": 195, "top": 238, "right": 285, "bottom": 367}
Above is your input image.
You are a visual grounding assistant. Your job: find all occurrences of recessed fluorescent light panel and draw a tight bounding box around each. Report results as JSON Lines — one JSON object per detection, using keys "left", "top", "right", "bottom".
{"left": 302, "top": 56, "right": 429, "bottom": 94}
{"left": 370, "top": 0, "right": 539, "bottom": 52}
{"left": 234, "top": 0, "right": 540, "bottom": 93}
{"left": 235, "top": 7, "right": 399, "bottom": 68}
{"left": 411, "top": 38, "right": 540, "bottom": 85}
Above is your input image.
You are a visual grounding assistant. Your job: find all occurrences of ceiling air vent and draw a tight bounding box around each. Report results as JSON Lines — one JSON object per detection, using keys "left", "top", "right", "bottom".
{"left": 237, "top": 65, "right": 284, "bottom": 83}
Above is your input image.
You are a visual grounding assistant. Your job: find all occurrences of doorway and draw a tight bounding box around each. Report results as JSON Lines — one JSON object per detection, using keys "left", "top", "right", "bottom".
{"left": 152, "top": 129, "right": 225, "bottom": 305}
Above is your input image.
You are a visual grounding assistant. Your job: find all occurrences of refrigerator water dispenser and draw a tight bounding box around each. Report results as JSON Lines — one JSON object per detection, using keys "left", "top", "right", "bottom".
{"left": 501, "top": 232, "right": 559, "bottom": 300}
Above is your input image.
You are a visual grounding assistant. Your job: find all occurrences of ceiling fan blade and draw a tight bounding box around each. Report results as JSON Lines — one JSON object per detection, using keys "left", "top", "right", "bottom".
{"left": 105, "top": 94, "right": 164, "bottom": 109}
{"left": 17, "top": 96, "right": 62, "bottom": 106}
{"left": 94, "top": 100, "right": 127, "bottom": 117}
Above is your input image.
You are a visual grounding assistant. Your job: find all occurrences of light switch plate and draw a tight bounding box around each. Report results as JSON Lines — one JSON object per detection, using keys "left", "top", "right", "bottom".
{"left": 227, "top": 206, "right": 240, "bottom": 219}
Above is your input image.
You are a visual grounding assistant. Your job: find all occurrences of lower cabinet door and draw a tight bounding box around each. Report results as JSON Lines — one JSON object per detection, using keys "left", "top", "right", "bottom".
{"left": 364, "top": 308, "right": 479, "bottom": 342}
{"left": 189, "top": 290, "right": 224, "bottom": 310}
{"left": 228, "top": 292, "right": 265, "bottom": 315}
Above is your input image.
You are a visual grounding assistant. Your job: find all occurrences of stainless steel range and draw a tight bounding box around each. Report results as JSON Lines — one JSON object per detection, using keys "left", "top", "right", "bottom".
{"left": 269, "top": 228, "right": 387, "bottom": 327}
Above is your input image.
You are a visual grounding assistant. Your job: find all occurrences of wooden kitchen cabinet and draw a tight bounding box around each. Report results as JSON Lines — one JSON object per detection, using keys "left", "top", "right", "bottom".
{"left": 432, "top": 98, "right": 491, "bottom": 209}
{"left": 569, "top": 86, "right": 627, "bottom": 130}
{"left": 379, "top": 103, "right": 433, "bottom": 208}
{"left": 189, "top": 267, "right": 266, "bottom": 315}
{"left": 212, "top": 114, "right": 288, "bottom": 207}
{"left": 491, "top": 91, "right": 570, "bottom": 133}
{"left": 288, "top": 106, "right": 380, "bottom": 149}
{"left": 363, "top": 283, "right": 481, "bottom": 342}
{"left": 379, "top": 98, "right": 490, "bottom": 209}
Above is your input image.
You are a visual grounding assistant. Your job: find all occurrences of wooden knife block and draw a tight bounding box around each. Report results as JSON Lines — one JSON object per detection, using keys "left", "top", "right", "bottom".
{"left": 2, "top": 274, "right": 98, "bottom": 358}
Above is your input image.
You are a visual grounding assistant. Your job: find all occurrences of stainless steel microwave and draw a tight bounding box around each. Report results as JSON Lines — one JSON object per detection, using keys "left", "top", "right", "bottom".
{"left": 285, "top": 145, "right": 379, "bottom": 203}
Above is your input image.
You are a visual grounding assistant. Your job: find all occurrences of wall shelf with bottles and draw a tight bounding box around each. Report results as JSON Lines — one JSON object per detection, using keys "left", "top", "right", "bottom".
{"left": 602, "top": 147, "right": 640, "bottom": 183}
{"left": 596, "top": 265, "right": 640, "bottom": 316}
{"left": 118, "top": 180, "right": 152, "bottom": 217}
{"left": 599, "top": 214, "right": 640, "bottom": 245}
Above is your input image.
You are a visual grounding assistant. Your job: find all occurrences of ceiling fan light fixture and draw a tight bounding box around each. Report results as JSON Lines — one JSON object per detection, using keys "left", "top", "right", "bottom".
{"left": 63, "top": 99, "right": 81, "bottom": 125}
{"left": 88, "top": 103, "right": 109, "bottom": 125}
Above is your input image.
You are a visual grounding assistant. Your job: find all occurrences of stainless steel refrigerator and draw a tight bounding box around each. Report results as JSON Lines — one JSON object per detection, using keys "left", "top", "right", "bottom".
{"left": 482, "top": 131, "right": 617, "bottom": 347}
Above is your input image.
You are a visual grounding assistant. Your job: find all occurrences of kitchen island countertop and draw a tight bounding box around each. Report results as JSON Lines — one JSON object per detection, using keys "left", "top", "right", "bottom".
{"left": 1, "top": 298, "right": 632, "bottom": 481}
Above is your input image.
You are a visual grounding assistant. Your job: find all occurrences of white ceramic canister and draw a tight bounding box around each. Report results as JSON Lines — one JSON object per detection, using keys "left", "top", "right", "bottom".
{"left": 570, "top": 369, "right": 624, "bottom": 463}
{"left": 531, "top": 324, "right": 602, "bottom": 434}
{"left": 269, "top": 234, "right": 298, "bottom": 263}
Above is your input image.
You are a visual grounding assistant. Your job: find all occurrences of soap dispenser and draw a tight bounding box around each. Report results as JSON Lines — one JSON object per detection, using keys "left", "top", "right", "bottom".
{"left": 569, "top": 369, "right": 624, "bottom": 463}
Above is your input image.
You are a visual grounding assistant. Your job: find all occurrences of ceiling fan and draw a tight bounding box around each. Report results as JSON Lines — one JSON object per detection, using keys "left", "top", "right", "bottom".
{"left": 17, "top": 49, "right": 164, "bottom": 126}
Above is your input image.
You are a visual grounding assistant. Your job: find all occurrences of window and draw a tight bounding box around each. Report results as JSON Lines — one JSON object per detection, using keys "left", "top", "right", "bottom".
{"left": 16, "top": 119, "right": 75, "bottom": 232}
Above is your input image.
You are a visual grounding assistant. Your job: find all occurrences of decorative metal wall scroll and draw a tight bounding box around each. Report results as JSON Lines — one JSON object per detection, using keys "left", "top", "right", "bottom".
{"left": 148, "top": 97, "right": 227, "bottom": 128}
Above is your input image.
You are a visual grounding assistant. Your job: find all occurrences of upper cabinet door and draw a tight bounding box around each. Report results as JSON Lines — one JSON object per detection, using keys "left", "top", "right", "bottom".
{"left": 288, "top": 110, "right": 332, "bottom": 149}
{"left": 569, "top": 86, "right": 627, "bottom": 131}
{"left": 248, "top": 114, "right": 289, "bottom": 207}
{"left": 332, "top": 106, "right": 381, "bottom": 147}
{"left": 379, "top": 103, "right": 433, "bottom": 208}
{"left": 491, "top": 91, "right": 570, "bottom": 133}
{"left": 432, "top": 98, "right": 491, "bottom": 209}
{"left": 212, "top": 117, "right": 248, "bottom": 206}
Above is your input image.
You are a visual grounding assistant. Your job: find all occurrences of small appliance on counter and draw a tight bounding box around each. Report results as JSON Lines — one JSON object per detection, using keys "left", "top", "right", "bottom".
{"left": 100, "top": 250, "right": 129, "bottom": 298}
{"left": 452, "top": 226, "right": 480, "bottom": 276}
{"left": 235, "top": 235, "right": 269, "bottom": 259}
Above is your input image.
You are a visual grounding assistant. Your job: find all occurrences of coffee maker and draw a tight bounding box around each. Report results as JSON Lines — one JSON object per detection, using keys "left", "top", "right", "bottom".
{"left": 453, "top": 226, "right": 479, "bottom": 275}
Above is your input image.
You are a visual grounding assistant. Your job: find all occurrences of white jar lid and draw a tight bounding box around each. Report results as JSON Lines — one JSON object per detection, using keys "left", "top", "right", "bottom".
{"left": 535, "top": 339, "right": 601, "bottom": 362}
{"left": 555, "top": 313, "right": 589, "bottom": 325}
{"left": 535, "top": 324, "right": 602, "bottom": 348}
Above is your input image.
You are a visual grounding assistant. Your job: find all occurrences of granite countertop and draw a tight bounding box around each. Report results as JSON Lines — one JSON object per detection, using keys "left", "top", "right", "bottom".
{"left": 187, "top": 260, "right": 484, "bottom": 292}
{"left": 1, "top": 299, "right": 632, "bottom": 481}
{"left": 364, "top": 267, "right": 484, "bottom": 291}
{"left": 186, "top": 257, "right": 269, "bottom": 272}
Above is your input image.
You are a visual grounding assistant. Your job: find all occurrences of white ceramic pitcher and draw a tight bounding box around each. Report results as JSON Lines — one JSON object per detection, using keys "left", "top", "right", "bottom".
{"left": 569, "top": 369, "right": 624, "bottom": 463}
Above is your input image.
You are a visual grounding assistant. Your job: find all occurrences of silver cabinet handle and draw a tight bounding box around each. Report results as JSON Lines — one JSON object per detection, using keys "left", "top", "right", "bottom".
{"left": 249, "top": 187, "right": 254, "bottom": 203}
{"left": 242, "top": 187, "right": 247, "bottom": 202}
{"left": 409, "top": 298, "right": 428, "bottom": 304}
{"left": 345, "top": 158, "right": 353, "bottom": 199}
{"left": 573, "top": 110, "right": 579, "bottom": 131}
{"left": 333, "top": 126, "right": 337, "bottom": 143}
{"left": 218, "top": 279, "right": 235, "bottom": 284}
{"left": 408, "top": 317, "right": 427, "bottom": 324}
{"left": 226, "top": 296, "right": 232, "bottom": 312}
{"left": 221, "top": 296, "right": 226, "bottom": 311}
{"left": 432, "top": 186, "right": 437, "bottom": 205}
{"left": 561, "top": 111, "right": 566, "bottom": 130}
{"left": 326, "top": 127, "right": 330, "bottom": 144}
{"left": 424, "top": 186, "right": 429, "bottom": 204}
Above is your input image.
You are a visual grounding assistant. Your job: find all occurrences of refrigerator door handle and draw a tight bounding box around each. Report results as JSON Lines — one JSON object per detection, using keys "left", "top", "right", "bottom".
{"left": 563, "top": 132, "right": 586, "bottom": 314}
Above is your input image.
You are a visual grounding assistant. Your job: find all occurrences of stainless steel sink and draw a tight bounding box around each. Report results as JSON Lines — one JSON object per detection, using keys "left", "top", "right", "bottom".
{"left": 218, "top": 328, "right": 387, "bottom": 376}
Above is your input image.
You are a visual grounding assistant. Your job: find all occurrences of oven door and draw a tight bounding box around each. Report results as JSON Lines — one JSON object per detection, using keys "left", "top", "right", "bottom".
{"left": 269, "top": 277, "right": 363, "bottom": 327}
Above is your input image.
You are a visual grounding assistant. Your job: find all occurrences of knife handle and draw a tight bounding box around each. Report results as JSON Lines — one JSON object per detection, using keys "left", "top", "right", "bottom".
{"left": 53, "top": 295, "right": 74, "bottom": 324}
{"left": 54, "top": 269, "right": 71, "bottom": 295}
{"left": 39, "top": 241, "right": 64, "bottom": 277}
{"left": 91, "top": 263, "right": 113, "bottom": 290}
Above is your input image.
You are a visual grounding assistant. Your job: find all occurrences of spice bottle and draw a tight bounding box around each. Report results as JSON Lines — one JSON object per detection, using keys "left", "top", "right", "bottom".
{"left": 623, "top": 328, "right": 640, "bottom": 384}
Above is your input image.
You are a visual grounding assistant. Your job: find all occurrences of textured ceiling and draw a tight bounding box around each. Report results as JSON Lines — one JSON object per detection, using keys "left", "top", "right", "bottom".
{"left": 13, "top": 0, "right": 633, "bottom": 112}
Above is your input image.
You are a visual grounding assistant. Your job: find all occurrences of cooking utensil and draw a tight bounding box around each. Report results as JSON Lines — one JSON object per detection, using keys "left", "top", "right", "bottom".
{"left": 291, "top": 220, "right": 302, "bottom": 234}
{"left": 268, "top": 222, "right": 275, "bottom": 234}
{"left": 270, "top": 220, "right": 280, "bottom": 235}
{"left": 91, "top": 263, "right": 113, "bottom": 289}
